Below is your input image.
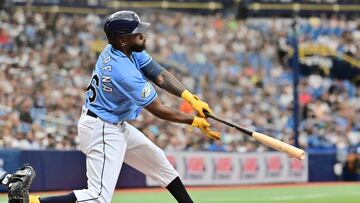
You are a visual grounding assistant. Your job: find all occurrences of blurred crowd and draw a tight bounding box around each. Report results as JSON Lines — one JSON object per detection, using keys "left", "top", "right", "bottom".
{"left": 0, "top": 8, "right": 359, "bottom": 155}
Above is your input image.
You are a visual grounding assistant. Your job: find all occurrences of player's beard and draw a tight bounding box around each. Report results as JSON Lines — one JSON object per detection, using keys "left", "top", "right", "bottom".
{"left": 131, "top": 41, "right": 146, "bottom": 52}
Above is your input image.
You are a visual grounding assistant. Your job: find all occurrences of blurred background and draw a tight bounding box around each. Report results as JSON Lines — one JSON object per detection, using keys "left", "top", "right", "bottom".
{"left": 0, "top": 0, "right": 359, "bottom": 199}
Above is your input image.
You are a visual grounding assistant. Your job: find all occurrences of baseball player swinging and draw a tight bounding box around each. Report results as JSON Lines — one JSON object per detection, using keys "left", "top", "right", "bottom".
{"left": 28, "top": 10, "right": 220, "bottom": 203}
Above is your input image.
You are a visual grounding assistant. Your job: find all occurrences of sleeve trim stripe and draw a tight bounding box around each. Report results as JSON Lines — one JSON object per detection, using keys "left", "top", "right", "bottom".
{"left": 140, "top": 58, "right": 152, "bottom": 68}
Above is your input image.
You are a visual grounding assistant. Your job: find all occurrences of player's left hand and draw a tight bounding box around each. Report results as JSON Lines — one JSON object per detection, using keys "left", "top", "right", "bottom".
{"left": 181, "top": 90, "right": 213, "bottom": 117}
{"left": 192, "top": 116, "right": 221, "bottom": 140}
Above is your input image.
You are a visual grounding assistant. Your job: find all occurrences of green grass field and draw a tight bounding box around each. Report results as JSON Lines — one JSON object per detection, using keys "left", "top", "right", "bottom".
{"left": 1, "top": 183, "right": 359, "bottom": 203}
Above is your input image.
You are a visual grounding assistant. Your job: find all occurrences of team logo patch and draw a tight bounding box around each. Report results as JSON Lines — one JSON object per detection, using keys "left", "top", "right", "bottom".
{"left": 141, "top": 83, "right": 152, "bottom": 98}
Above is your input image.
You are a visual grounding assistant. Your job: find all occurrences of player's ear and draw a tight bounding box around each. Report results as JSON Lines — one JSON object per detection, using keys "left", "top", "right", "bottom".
{"left": 117, "top": 36, "right": 127, "bottom": 47}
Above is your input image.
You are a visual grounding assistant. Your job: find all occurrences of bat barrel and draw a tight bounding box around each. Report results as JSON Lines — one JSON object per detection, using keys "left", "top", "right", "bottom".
{"left": 252, "top": 132, "right": 305, "bottom": 160}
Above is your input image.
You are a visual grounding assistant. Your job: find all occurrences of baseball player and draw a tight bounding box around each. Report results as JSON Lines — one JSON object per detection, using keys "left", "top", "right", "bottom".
{"left": 0, "top": 165, "right": 36, "bottom": 203}
{"left": 29, "top": 10, "right": 220, "bottom": 203}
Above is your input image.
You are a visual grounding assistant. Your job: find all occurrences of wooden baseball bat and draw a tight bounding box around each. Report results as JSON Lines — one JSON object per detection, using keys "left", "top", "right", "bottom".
{"left": 205, "top": 112, "right": 305, "bottom": 160}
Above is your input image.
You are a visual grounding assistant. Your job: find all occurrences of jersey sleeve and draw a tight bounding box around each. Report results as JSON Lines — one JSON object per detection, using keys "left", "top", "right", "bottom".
{"left": 115, "top": 75, "right": 157, "bottom": 107}
{"left": 133, "top": 50, "right": 152, "bottom": 68}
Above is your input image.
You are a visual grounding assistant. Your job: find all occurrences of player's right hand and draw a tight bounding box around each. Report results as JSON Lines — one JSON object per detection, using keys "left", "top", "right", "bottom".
{"left": 192, "top": 116, "right": 221, "bottom": 140}
{"left": 181, "top": 90, "right": 213, "bottom": 118}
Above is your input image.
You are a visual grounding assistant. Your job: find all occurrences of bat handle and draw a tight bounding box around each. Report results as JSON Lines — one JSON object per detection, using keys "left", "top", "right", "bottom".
{"left": 204, "top": 112, "right": 253, "bottom": 135}
{"left": 204, "top": 111, "right": 213, "bottom": 118}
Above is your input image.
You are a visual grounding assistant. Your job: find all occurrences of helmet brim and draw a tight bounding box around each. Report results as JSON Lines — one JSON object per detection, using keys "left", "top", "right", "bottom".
{"left": 132, "top": 22, "right": 150, "bottom": 34}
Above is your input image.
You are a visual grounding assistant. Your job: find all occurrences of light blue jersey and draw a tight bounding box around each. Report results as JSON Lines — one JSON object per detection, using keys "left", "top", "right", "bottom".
{"left": 85, "top": 44, "right": 157, "bottom": 124}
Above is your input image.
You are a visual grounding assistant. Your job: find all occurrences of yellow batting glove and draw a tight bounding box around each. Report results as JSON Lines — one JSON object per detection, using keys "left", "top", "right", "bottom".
{"left": 181, "top": 90, "right": 212, "bottom": 117}
{"left": 192, "top": 116, "right": 221, "bottom": 140}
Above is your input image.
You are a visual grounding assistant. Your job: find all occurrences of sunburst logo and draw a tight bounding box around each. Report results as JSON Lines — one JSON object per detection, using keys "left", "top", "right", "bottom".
{"left": 141, "top": 83, "right": 152, "bottom": 98}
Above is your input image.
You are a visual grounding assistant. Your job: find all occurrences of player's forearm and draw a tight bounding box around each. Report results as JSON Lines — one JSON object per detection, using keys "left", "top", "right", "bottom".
{"left": 145, "top": 97, "right": 193, "bottom": 124}
{"left": 155, "top": 70, "right": 213, "bottom": 118}
{"left": 152, "top": 106, "right": 193, "bottom": 124}
{"left": 154, "top": 70, "right": 186, "bottom": 97}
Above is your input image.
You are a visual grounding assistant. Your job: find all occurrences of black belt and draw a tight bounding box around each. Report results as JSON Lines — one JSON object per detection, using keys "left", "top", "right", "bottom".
{"left": 86, "top": 109, "right": 98, "bottom": 118}
{"left": 86, "top": 109, "right": 124, "bottom": 125}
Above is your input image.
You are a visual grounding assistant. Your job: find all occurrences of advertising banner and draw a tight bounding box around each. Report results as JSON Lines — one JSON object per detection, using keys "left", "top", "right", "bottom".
{"left": 147, "top": 151, "right": 308, "bottom": 186}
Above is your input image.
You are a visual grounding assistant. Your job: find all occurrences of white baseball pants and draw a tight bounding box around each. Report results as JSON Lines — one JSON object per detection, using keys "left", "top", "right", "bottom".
{"left": 73, "top": 111, "right": 178, "bottom": 203}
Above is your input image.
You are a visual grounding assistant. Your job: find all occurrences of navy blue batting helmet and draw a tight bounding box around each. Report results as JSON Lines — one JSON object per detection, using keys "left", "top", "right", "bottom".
{"left": 104, "top": 10, "right": 150, "bottom": 41}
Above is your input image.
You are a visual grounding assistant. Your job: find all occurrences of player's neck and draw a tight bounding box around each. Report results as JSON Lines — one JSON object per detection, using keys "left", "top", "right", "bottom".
{"left": 122, "top": 50, "right": 132, "bottom": 58}
{"left": 119, "top": 48, "right": 131, "bottom": 58}
{"left": 115, "top": 46, "right": 132, "bottom": 58}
